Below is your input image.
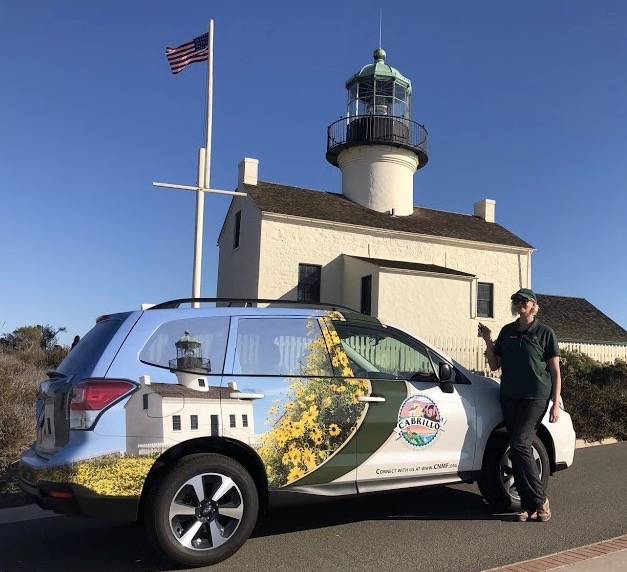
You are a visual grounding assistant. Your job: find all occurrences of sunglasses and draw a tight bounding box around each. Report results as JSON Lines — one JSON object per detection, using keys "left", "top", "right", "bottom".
{"left": 512, "top": 297, "right": 530, "bottom": 305}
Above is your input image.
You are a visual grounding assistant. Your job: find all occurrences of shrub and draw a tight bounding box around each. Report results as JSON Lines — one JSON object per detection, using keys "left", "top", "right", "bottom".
{"left": 560, "top": 350, "right": 627, "bottom": 441}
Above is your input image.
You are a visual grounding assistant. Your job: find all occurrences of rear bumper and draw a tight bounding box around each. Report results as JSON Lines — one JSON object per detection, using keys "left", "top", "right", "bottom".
{"left": 19, "top": 444, "right": 141, "bottom": 522}
{"left": 19, "top": 476, "right": 139, "bottom": 521}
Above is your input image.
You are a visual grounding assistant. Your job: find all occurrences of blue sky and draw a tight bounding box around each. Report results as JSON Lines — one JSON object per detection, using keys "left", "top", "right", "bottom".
{"left": 1, "top": 0, "right": 626, "bottom": 345}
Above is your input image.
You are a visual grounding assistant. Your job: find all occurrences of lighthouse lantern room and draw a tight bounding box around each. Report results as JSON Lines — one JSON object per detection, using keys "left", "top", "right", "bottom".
{"left": 326, "top": 48, "right": 428, "bottom": 216}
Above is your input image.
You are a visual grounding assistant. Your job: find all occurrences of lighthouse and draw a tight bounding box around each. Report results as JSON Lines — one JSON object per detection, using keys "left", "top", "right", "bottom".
{"left": 169, "top": 331, "right": 210, "bottom": 391}
{"left": 326, "top": 48, "right": 428, "bottom": 216}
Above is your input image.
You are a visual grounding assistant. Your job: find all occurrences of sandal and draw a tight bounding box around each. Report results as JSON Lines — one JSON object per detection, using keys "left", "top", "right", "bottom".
{"left": 537, "top": 498, "right": 551, "bottom": 522}
{"left": 517, "top": 509, "right": 537, "bottom": 522}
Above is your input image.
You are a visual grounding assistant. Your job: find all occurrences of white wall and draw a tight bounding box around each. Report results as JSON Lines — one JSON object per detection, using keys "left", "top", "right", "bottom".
{"left": 343, "top": 256, "right": 380, "bottom": 316}
{"left": 377, "top": 270, "right": 474, "bottom": 338}
{"left": 255, "top": 215, "right": 531, "bottom": 337}
{"left": 217, "top": 196, "right": 263, "bottom": 299}
{"left": 337, "top": 145, "right": 419, "bottom": 216}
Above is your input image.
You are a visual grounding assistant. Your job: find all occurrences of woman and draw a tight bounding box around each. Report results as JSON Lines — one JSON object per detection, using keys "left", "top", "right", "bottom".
{"left": 479, "top": 288, "right": 561, "bottom": 522}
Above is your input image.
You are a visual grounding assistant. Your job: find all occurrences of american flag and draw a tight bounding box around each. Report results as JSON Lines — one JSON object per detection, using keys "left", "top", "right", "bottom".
{"left": 165, "top": 33, "right": 209, "bottom": 74}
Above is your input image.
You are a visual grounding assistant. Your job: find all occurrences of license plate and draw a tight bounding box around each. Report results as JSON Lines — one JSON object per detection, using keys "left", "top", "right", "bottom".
{"left": 36, "top": 400, "right": 56, "bottom": 452}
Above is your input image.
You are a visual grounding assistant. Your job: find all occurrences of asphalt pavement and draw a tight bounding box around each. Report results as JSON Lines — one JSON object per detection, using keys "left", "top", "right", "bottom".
{"left": 0, "top": 442, "right": 625, "bottom": 572}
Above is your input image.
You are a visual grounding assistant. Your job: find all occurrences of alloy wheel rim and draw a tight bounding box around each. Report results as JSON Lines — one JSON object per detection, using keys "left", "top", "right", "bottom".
{"left": 500, "top": 446, "right": 542, "bottom": 502}
{"left": 168, "top": 472, "right": 244, "bottom": 551}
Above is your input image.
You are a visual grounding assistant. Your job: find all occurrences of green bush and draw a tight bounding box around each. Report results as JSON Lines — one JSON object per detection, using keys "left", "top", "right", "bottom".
{"left": 560, "top": 350, "right": 627, "bottom": 441}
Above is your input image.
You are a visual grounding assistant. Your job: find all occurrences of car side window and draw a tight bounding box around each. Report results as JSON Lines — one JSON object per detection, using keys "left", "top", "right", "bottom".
{"left": 233, "top": 318, "right": 334, "bottom": 376}
{"left": 139, "top": 317, "right": 230, "bottom": 375}
{"left": 331, "top": 321, "right": 437, "bottom": 381}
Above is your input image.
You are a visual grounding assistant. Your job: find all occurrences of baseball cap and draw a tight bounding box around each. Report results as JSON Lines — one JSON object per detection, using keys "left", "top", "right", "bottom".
{"left": 511, "top": 288, "right": 537, "bottom": 303}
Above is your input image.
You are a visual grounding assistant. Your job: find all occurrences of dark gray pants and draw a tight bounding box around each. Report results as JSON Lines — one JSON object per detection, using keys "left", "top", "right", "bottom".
{"left": 500, "top": 395, "right": 550, "bottom": 511}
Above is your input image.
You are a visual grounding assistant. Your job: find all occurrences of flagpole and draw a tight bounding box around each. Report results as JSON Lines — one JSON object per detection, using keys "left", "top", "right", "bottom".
{"left": 191, "top": 19, "right": 214, "bottom": 301}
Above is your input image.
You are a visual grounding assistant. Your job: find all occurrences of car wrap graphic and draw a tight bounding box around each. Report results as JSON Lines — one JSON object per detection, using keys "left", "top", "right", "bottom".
{"left": 256, "top": 321, "right": 368, "bottom": 488}
{"left": 395, "top": 394, "right": 446, "bottom": 448}
{"left": 19, "top": 315, "right": 427, "bottom": 497}
{"left": 19, "top": 453, "right": 157, "bottom": 497}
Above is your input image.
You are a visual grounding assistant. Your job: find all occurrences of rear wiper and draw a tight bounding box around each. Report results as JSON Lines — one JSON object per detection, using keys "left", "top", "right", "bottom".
{"left": 46, "top": 371, "right": 64, "bottom": 379}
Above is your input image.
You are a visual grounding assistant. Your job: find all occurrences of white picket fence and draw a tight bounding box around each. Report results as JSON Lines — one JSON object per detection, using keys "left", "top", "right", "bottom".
{"left": 137, "top": 442, "right": 169, "bottom": 456}
{"left": 558, "top": 342, "right": 627, "bottom": 364}
{"left": 426, "top": 337, "right": 627, "bottom": 377}
{"left": 427, "top": 336, "right": 492, "bottom": 376}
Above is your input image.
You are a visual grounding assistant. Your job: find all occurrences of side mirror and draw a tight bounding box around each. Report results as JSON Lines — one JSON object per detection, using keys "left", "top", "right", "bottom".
{"left": 439, "top": 362, "right": 454, "bottom": 394}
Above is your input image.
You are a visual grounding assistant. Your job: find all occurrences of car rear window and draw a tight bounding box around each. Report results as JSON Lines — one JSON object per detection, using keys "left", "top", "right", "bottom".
{"left": 56, "top": 313, "right": 132, "bottom": 376}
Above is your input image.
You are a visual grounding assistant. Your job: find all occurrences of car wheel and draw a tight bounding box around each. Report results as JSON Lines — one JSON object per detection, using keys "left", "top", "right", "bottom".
{"left": 477, "top": 428, "right": 550, "bottom": 512}
{"left": 145, "top": 453, "right": 259, "bottom": 568}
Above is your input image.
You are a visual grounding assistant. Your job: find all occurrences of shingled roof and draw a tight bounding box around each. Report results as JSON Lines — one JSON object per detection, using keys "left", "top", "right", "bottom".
{"left": 245, "top": 181, "right": 533, "bottom": 249}
{"left": 536, "top": 294, "right": 627, "bottom": 344}
{"left": 149, "top": 383, "right": 238, "bottom": 400}
{"left": 346, "top": 255, "right": 475, "bottom": 277}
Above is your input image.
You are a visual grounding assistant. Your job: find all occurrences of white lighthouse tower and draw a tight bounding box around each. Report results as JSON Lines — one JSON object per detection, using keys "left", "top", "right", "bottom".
{"left": 169, "top": 331, "right": 210, "bottom": 391}
{"left": 326, "top": 48, "right": 428, "bottom": 216}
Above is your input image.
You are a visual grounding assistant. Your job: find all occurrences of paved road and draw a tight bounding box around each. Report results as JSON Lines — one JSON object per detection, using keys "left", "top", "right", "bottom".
{"left": 0, "top": 443, "right": 625, "bottom": 572}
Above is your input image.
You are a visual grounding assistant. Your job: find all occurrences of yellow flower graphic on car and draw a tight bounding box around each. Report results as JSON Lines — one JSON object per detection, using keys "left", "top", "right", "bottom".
{"left": 256, "top": 317, "right": 369, "bottom": 488}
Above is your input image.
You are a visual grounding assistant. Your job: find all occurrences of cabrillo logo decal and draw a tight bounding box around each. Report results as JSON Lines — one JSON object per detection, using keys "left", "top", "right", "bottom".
{"left": 395, "top": 394, "right": 446, "bottom": 448}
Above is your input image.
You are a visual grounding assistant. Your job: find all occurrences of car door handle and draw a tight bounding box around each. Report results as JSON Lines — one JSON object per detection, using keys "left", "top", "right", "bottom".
{"left": 357, "top": 395, "right": 386, "bottom": 403}
{"left": 230, "top": 392, "right": 265, "bottom": 400}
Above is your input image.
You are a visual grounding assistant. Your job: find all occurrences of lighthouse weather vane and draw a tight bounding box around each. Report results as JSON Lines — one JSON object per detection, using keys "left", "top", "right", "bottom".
{"left": 154, "top": 20, "right": 246, "bottom": 301}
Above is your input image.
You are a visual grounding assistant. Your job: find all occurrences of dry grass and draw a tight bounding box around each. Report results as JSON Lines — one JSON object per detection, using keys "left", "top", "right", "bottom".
{"left": 0, "top": 349, "right": 48, "bottom": 507}
{"left": 0, "top": 350, "right": 46, "bottom": 470}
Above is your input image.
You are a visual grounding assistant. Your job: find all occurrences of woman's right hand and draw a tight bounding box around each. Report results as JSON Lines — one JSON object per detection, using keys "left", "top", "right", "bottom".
{"left": 478, "top": 323, "right": 493, "bottom": 343}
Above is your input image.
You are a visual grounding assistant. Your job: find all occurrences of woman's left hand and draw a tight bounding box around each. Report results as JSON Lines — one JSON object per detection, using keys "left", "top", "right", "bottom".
{"left": 549, "top": 401, "right": 560, "bottom": 423}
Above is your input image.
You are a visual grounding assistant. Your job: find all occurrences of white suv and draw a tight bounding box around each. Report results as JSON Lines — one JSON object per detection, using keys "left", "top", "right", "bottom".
{"left": 20, "top": 299, "right": 576, "bottom": 567}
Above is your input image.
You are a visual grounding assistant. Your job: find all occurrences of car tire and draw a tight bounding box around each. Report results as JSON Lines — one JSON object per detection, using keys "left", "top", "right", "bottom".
{"left": 477, "top": 428, "right": 549, "bottom": 512}
{"left": 145, "top": 453, "right": 259, "bottom": 568}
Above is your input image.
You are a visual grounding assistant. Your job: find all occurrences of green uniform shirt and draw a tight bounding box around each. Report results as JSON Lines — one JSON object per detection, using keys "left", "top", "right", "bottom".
{"left": 493, "top": 319, "right": 560, "bottom": 399}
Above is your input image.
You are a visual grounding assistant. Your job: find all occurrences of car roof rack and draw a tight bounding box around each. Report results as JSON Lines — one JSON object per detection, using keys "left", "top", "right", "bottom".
{"left": 147, "top": 297, "right": 359, "bottom": 313}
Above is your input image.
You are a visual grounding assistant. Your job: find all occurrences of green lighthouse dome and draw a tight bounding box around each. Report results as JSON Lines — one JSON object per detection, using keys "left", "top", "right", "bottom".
{"left": 346, "top": 47, "right": 412, "bottom": 95}
{"left": 326, "top": 47, "right": 428, "bottom": 169}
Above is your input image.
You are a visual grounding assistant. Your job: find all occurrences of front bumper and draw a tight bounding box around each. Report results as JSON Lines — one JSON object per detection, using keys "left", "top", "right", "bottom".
{"left": 544, "top": 408, "right": 576, "bottom": 469}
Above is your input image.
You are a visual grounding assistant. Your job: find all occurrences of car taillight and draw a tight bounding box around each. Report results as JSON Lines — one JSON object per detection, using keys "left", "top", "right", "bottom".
{"left": 70, "top": 379, "right": 136, "bottom": 429}
{"left": 71, "top": 379, "right": 135, "bottom": 411}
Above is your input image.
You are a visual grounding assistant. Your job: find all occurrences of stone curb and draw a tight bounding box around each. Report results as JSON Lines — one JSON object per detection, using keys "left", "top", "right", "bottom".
{"left": 481, "top": 534, "right": 627, "bottom": 572}
{"left": 575, "top": 437, "right": 618, "bottom": 448}
{"left": 0, "top": 503, "right": 58, "bottom": 525}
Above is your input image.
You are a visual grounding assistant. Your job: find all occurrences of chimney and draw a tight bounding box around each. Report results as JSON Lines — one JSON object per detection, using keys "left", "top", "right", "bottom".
{"left": 238, "top": 157, "right": 258, "bottom": 190}
{"left": 474, "top": 199, "right": 495, "bottom": 223}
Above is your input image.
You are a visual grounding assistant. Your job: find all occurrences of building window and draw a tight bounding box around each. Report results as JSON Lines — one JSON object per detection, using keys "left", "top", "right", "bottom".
{"left": 361, "top": 275, "right": 372, "bottom": 315}
{"left": 190, "top": 415, "right": 198, "bottom": 430}
{"left": 172, "top": 415, "right": 181, "bottom": 431}
{"left": 142, "top": 394, "right": 149, "bottom": 410}
{"left": 234, "top": 211, "right": 241, "bottom": 249}
{"left": 198, "top": 379, "right": 205, "bottom": 387}
{"left": 229, "top": 414, "right": 236, "bottom": 428}
{"left": 297, "top": 264, "right": 321, "bottom": 303}
{"left": 477, "top": 283, "right": 494, "bottom": 318}
{"left": 242, "top": 414, "right": 249, "bottom": 428}
{"left": 210, "top": 414, "right": 219, "bottom": 436}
